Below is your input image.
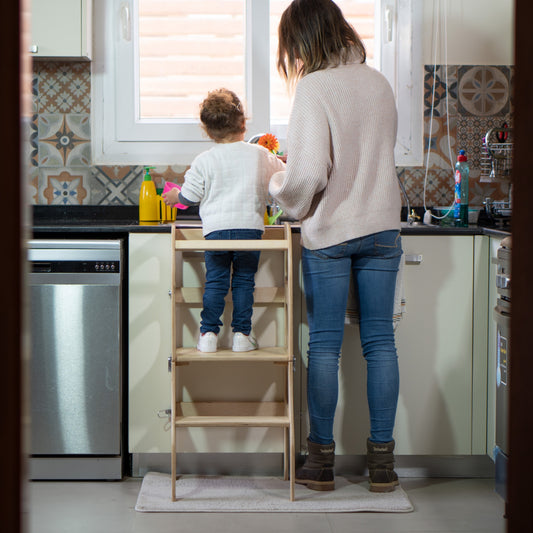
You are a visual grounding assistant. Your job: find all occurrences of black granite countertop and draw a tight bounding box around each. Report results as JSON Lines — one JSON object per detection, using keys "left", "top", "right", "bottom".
{"left": 31, "top": 205, "right": 511, "bottom": 238}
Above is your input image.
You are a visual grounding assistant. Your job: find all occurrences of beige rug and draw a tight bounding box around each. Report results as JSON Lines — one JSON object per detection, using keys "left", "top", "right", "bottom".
{"left": 135, "top": 472, "right": 413, "bottom": 513}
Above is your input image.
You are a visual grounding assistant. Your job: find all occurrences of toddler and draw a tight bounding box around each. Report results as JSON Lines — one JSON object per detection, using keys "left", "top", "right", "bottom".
{"left": 163, "top": 88, "right": 285, "bottom": 352}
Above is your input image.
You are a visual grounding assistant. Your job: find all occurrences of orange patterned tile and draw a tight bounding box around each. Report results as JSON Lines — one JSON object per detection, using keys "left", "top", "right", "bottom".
{"left": 36, "top": 61, "right": 90, "bottom": 114}
{"left": 42, "top": 169, "right": 88, "bottom": 205}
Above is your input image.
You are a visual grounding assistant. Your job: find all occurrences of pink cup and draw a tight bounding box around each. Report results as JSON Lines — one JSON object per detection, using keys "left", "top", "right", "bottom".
{"left": 163, "top": 182, "right": 189, "bottom": 210}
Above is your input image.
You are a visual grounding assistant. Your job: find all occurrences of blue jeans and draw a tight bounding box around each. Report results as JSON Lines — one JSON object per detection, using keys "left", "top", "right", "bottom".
{"left": 302, "top": 230, "right": 402, "bottom": 445}
{"left": 200, "top": 229, "right": 263, "bottom": 335}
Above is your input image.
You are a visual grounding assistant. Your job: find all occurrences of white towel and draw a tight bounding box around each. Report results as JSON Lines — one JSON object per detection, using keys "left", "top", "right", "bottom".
{"left": 345, "top": 255, "right": 406, "bottom": 330}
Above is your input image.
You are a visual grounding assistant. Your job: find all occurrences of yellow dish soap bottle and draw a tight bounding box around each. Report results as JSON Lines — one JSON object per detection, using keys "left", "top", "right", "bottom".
{"left": 139, "top": 166, "right": 159, "bottom": 224}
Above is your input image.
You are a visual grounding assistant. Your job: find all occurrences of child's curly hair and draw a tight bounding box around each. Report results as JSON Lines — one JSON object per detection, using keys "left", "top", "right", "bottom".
{"left": 199, "top": 88, "right": 246, "bottom": 142}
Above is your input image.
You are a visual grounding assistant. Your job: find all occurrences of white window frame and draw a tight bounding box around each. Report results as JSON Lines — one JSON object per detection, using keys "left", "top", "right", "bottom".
{"left": 92, "top": 0, "right": 422, "bottom": 166}
{"left": 379, "top": 0, "right": 423, "bottom": 166}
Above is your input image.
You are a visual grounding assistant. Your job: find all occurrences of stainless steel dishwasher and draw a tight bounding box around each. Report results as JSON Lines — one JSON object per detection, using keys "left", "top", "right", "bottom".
{"left": 28, "top": 239, "right": 123, "bottom": 480}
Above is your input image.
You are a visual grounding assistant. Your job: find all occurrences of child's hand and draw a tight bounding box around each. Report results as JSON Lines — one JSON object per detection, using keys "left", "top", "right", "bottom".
{"left": 162, "top": 188, "right": 180, "bottom": 206}
{"left": 162, "top": 182, "right": 189, "bottom": 209}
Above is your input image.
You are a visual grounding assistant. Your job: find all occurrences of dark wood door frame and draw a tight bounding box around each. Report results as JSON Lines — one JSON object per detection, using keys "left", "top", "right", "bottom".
{"left": 508, "top": 0, "right": 533, "bottom": 530}
{"left": 3, "top": 1, "right": 532, "bottom": 532}
{"left": 2, "top": 1, "right": 23, "bottom": 533}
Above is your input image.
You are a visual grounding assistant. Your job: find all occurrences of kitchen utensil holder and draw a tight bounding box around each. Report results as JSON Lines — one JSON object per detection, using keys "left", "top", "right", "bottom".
{"left": 480, "top": 127, "right": 513, "bottom": 183}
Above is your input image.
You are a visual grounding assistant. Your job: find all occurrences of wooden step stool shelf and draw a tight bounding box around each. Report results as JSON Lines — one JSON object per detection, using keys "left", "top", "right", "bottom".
{"left": 170, "top": 223, "right": 295, "bottom": 501}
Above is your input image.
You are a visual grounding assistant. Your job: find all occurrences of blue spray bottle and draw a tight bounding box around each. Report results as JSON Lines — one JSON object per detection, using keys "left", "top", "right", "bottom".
{"left": 454, "top": 150, "right": 469, "bottom": 227}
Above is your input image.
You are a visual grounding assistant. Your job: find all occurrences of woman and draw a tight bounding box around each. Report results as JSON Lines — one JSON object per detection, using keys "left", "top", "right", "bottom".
{"left": 269, "top": 0, "right": 403, "bottom": 493}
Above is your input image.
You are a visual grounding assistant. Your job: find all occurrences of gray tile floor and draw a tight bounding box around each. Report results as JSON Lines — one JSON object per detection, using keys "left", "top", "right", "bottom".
{"left": 25, "top": 477, "right": 506, "bottom": 533}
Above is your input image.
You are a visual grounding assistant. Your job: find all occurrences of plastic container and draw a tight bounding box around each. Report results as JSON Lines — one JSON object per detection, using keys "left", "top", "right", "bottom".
{"left": 453, "top": 150, "right": 469, "bottom": 227}
{"left": 139, "top": 166, "right": 159, "bottom": 223}
{"left": 162, "top": 182, "right": 189, "bottom": 210}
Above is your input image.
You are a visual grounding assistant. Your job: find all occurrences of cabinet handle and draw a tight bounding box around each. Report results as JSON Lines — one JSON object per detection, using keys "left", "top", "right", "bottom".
{"left": 29, "top": 44, "right": 38, "bottom": 54}
{"left": 405, "top": 253, "right": 423, "bottom": 265}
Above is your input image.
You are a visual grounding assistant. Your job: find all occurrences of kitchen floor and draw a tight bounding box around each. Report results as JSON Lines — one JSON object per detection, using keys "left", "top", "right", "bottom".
{"left": 25, "top": 476, "right": 506, "bottom": 533}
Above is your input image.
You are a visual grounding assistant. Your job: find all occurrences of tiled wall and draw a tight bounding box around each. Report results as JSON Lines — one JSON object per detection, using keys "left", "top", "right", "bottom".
{"left": 29, "top": 62, "right": 513, "bottom": 207}
{"left": 30, "top": 61, "right": 188, "bottom": 206}
{"left": 402, "top": 64, "right": 513, "bottom": 208}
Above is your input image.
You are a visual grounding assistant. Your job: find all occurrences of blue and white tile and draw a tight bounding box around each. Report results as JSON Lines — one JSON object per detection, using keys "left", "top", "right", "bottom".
{"left": 470, "top": 179, "right": 510, "bottom": 206}
{"left": 36, "top": 61, "right": 91, "bottom": 114}
{"left": 31, "top": 72, "right": 39, "bottom": 113}
{"left": 456, "top": 115, "right": 512, "bottom": 181}
{"left": 457, "top": 66, "right": 510, "bottom": 117}
{"left": 38, "top": 168, "right": 90, "bottom": 205}
{"left": 88, "top": 166, "right": 144, "bottom": 205}
{"left": 27, "top": 166, "right": 39, "bottom": 205}
{"left": 424, "top": 65, "right": 458, "bottom": 117}
{"left": 38, "top": 113, "right": 91, "bottom": 167}
{"left": 28, "top": 113, "right": 39, "bottom": 167}
{"left": 423, "top": 115, "right": 458, "bottom": 169}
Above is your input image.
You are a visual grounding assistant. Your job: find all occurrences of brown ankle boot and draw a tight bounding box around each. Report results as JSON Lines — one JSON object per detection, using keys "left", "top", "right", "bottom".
{"left": 367, "top": 438, "right": 400, "bottom": 492}
{"left": 295, "top": 439, "right": 335, "bottom": 491}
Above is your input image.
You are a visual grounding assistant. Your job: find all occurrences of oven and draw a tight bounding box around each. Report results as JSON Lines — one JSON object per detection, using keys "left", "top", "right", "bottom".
{"left": 493, "top": 235, "right": 511, "bottom": 500}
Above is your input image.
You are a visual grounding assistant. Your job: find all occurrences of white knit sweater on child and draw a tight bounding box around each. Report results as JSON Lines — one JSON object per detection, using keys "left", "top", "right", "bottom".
{"left": 269, "top": 60, "right": 401, "bottom": 250}
{"left": 180, "top": 141, "right": 285, "bottom": 236}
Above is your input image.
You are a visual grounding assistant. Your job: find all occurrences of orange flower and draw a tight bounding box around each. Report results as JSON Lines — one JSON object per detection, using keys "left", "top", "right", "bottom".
{"left": 258, "top": 133, "right": 279, "bottom": 154}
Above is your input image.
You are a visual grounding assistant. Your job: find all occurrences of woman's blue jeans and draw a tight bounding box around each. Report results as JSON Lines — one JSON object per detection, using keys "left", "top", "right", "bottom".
{"left": 200, "top": 229, "right": 262, "bottom": 335}
{"left": 302, "top": 230, "right": 402, "bottom": 445}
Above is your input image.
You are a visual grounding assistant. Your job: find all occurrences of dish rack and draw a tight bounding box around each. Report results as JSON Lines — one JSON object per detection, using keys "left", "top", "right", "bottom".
{"left": 480, "top": 126, "right": 513, "bottom": 183}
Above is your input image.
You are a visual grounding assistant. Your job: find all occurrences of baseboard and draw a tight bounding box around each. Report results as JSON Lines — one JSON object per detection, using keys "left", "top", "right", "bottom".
{"left": 130, "top": 453, "right": 495, "bottom": 478}
{"left": 29, "top": 456, "right": 123, "bottom": 480}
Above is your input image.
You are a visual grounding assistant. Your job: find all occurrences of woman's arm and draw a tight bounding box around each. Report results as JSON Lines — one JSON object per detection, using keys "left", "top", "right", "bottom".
{"left": 269, "top": 79, "right": 331, "bottom": 219}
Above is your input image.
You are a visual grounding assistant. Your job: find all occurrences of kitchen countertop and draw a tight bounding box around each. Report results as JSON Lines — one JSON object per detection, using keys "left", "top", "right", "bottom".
{"left": 31, "top": 205, "right": 511, "bottom": 238}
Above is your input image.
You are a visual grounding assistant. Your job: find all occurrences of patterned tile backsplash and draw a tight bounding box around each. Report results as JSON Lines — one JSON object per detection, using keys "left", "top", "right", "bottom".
{"left": 28, "top": 62, "right": 513, "bottom": 208}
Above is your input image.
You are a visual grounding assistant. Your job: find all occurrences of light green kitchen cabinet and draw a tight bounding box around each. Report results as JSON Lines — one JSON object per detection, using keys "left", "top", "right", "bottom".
{"left": 299, "top": 235, "right": 483, "bottom": 456}
{"left": 128, "top": 233, "right": 173, "bottom": 453}
{"left": 31, "top": 0, "right": 92, "bottom": 59}
{"left": 128, "top": 231, "right": 300, "bottom": 455}
{"left": 130, "top": 231, "right": 495, "bottom": 460}
{"left": 472, "top": 235, "right": 490, "bottom": 455}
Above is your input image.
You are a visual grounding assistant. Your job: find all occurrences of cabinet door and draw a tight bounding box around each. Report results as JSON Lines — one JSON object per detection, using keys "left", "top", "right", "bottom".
{"left": 394, "top": 235, "right": 474, "bottom": 454}
{"left": 300, "top": 235, "right": 475, "bottom": 455}
{"left": 31, "top": 0, "right": 91, "bottom": 58}
{"left": 128, "top": 233, "right": 173, "bottom": 453}
{"left": 128, "top": 232, "right": 294, "bottom": 454}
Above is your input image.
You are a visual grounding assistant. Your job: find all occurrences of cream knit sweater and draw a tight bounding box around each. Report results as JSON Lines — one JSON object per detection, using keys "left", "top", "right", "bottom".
{"left": 269, "top": 61, "right": 401, "bottom": 250}
{"left": 180, "top": 141, "right": 285, "bottom": 236}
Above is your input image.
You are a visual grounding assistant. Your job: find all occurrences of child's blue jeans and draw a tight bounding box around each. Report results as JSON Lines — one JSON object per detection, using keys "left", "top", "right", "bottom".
{"left": 200, "top": 229, "right": 263, "bottom": 335}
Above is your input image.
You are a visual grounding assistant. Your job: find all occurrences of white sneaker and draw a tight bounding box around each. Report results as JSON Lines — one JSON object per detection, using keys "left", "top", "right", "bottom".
{"left": 232, "top": 332, "right": 258, "bottom": 352}
{"left": 197, "top": 332, "right": 217, "bottom": 353}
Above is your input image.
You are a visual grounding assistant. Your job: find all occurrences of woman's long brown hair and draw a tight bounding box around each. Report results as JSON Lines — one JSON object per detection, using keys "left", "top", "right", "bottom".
{"left": 277, "top": 0, "right": 366, "bottom": 89}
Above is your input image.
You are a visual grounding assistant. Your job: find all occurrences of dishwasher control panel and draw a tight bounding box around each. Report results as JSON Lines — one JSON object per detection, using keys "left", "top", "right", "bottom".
{"left": 31, "top": 260, "right": 120, "bottom": 274}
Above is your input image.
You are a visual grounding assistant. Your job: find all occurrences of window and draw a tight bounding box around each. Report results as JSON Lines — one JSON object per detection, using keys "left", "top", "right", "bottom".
{"left": 92, "top": 0, "right": 422, "bottom": 166}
